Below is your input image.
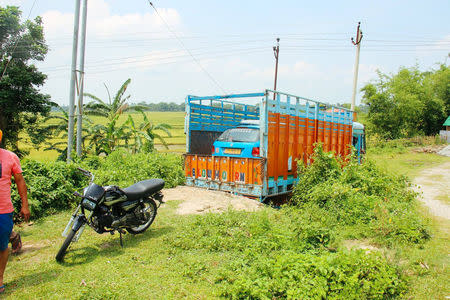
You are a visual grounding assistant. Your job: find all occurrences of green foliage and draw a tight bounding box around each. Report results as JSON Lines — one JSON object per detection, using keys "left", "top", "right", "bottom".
{"left": 290, "top": 146, "right": 430, "bottom": 246}
{"left": 10, "top": 150, "right": 184, "bottom": 220}
{"left": 169, "top": 209, "right": 316, "bottom": 253}
{"left": 366, "top": 134, "right": 446, "bottom": 155}
{"left": 361, "top": 65, "right": 448, "bottom": 139}
{"left": 92, "top": 150, "right": 184, "bottom": 188}
{"left": 219, "top": 250, "right": 406, "bottom": 299}
{"left": 168, "top": 207, "right": 407, "bottom": 298}
{"left": 11, "top": 160, "right": 87, "bottom": 219}
{"left": 0, "top": 6, "right": 53, "bottom": 154}
{"left": 77, "top": 79, "right": 172, "bottom": 155}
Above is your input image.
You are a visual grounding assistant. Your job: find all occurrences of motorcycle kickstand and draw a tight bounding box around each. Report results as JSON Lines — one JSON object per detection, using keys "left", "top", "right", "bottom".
{"left": 117, "top": 229, "right": 126, "bottom": 248}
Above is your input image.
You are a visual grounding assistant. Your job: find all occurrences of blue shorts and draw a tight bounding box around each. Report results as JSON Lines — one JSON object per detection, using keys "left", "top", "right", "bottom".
{"left": 0, "top": 213, "right": 13, "bottom": 251}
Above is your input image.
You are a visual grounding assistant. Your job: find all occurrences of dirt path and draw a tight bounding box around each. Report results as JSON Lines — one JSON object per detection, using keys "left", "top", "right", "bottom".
{"left": 162, "top": 185, "right": 262, "bottom": 215}
{"left": 413, "top": 161, "right": 450, "bottom": 220}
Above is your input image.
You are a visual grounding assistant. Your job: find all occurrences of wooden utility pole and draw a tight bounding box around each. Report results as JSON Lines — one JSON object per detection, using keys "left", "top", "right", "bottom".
{"left": 351, "top": 22, "right": 363, "bottom": 112}
{"left": 273, "top": 38, "right": 280, "bottom": 99}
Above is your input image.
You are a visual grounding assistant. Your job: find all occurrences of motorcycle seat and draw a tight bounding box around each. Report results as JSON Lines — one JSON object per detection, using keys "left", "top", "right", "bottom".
{"left": 122, "top": 179, "right": 165, "bottom": 201}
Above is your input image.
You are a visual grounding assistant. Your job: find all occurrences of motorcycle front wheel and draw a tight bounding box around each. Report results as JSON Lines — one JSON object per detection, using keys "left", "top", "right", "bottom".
{"left": 126, "top": 198, "right": 157, "bottom": 234}
{"left": 56, "top": 229, "right": 78, "bottom": 262}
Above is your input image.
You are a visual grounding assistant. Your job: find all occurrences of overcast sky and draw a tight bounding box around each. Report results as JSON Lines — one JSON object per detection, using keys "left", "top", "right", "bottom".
{"left": 1, "top": 0, "right": 449, "bottom": 106}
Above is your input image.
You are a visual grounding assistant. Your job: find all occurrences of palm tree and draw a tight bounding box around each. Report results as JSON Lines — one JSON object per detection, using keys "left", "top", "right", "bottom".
{"left": 84, "top": 79, "right": 139, "bottom": 154}
{"left": 84, "top": 78, "right": 132, "bottom": 121}
{"left": 135, "top": 109, "right": 172, "bottom": 152}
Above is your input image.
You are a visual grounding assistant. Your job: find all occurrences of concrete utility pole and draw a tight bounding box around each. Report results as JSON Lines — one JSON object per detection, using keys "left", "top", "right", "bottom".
{"left": 350, "top": 22, "right": 363, "bottom": 112}
{"left": 76, "top": 0, "right": 88, "bottom": 157}
{"left": 273, "top": 38, "right": 280, "bottom": 100}
{"left": 67, "top": 0, "right": 81, "bottom": 162}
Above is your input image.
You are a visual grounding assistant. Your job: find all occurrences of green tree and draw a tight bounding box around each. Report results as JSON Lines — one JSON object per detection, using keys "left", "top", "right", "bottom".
{"left": 361, "top": 65, "right": 447, "bottom": 139}
{"left": 428, "top": 64, "right": 450, "bottom": 117}
{"left": 0, "top": 6, "right": 53, "bottom": 154}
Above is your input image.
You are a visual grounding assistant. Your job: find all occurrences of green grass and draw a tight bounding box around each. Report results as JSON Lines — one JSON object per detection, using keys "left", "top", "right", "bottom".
{"left": 366, "top": 149, "right": 449, "bottom": 299}
{"left": 398, "top": 209, "right": 449, "bottom": 299}
{"left": 367, "top": 151, "right": 450, "bottom": 178}
{"left": 7, "top": 201, "right": 226, "bottom": 299}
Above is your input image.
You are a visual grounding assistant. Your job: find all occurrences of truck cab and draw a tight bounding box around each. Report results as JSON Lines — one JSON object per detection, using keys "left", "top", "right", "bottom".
{"left": 352, "top": 121, "right": 365, "bottom": 162}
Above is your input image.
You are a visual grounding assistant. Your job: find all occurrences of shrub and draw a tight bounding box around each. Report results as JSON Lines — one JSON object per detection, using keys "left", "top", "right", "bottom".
{"left": 218, "top": 250, "right": 406, "bottom": 299}
{"left": 92, "top": 150, "right": 184, "bottom": 188}
{"left": 168, "top": 209, "right": 316, "bottom": 254}
{"left": 290, "top": 146, "right": 430, "bottom": 246}
{"left": 167, "top": 208, "right": 406, "bottom": 299}
{"left": 11, "top": 160, "right": 87, "bottom": 220}
{"left": 367, "top": 134, "right": 446, "bottom": 154}
{"left": 11, "top": 150, "right": 184, "bottom": 220}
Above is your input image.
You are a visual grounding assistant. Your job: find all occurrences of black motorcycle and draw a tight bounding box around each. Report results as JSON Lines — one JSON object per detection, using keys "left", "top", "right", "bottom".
{"left": 56, "top": 168, "right": 164, "bottom": 262}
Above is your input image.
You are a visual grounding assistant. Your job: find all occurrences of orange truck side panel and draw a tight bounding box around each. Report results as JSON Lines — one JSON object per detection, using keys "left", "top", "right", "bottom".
{"left": 266, "top": 112, "right": 352, "bottom": 179}
{"left": 184, "top": 155, "right": 264, "bottom": 186}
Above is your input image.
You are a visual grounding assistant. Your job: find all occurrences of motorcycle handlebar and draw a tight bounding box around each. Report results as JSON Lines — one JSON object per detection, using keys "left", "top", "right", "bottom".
{"left": 77, "top": 167, "right": 95, "bottom": 183}
{"left": 77, "top": 167, "right": 91, "bottom": 177}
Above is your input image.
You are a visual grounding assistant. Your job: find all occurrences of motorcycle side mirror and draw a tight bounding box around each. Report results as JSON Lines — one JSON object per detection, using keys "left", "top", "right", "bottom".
{"left": 73, "top": 191, "right": 82, "bottom": 198}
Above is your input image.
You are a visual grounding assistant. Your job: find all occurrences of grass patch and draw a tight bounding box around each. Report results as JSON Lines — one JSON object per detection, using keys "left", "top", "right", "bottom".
{"left": 367, "top": 151, "right": 449, "bottom": 178}
{"left": 7, "top": 201, "right": 224, "bottom": 299}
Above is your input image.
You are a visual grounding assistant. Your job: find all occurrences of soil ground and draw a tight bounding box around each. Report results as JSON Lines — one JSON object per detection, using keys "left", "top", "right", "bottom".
{"left": 162, "top": 185, "right": 263, "bottom": 215}
{"left": 413, "top": 161, "right": 450, "bottom": 220}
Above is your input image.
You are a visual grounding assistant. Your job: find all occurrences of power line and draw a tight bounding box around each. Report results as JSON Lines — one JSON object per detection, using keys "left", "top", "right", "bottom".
{"left": 147, "top": 1, "right": 227, "bottom": 94}
{"left": 41, "top": 47, "right": 270, "bottom": 74}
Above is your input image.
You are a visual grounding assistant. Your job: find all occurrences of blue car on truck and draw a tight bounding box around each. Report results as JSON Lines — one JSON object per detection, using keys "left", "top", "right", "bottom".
{"left": 212, "top": 120, "right": 260, "bottom": 158}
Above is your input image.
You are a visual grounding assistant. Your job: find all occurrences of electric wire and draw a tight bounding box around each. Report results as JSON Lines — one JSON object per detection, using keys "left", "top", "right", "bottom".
{"left": 147, "top": 1, "right": 227, "bottom": 94}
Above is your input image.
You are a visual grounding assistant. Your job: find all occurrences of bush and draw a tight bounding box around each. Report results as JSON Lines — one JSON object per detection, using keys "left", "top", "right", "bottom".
{"left": 11, "top": 150, "right": 185, "bottom": 220}
{"left": 169, "top": 209, "right": 314, "bottom": 253}
{"left": 167, "top": 208, "right": 406, "bottom": 299}
{"left": 92, "top": 150, "right": 184, "bottom": 188}
{"left": 11, "top": 160, "right": 87, "bottom": 220}
{"left": 290, "top": 146, "right": 430, "bottom": 246}
{"left": 219, "top": 250, "right": 406, "bottom": 299}
{"left": 367, "top": 134, "right": 446, "bottom": 154}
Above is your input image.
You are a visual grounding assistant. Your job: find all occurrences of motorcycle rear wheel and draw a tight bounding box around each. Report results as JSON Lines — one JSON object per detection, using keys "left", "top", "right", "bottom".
{"left": 126, "top": 199, "right": 157, "bottom": 234}
{"left": 56, "top": 229, "right": 77, "bottom": 262}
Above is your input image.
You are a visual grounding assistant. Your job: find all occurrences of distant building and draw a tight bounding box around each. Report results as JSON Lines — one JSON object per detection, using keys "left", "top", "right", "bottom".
{"left": 440, "top": 116, "right": 450, "bottom": 143}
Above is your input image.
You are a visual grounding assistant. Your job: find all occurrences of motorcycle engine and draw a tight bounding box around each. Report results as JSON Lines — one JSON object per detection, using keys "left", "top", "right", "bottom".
{"left": 92, "top": 205, "right": 113, "bottom": 232}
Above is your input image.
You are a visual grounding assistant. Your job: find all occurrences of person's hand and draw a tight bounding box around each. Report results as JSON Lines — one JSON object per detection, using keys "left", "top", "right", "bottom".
{"left": 20, "top": 206, "right": 31, "bottom": 222}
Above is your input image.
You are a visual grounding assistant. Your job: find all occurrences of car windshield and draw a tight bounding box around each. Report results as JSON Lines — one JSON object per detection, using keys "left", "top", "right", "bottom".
{"left": 217, "top": 128, "right": 259, "bottom": 143}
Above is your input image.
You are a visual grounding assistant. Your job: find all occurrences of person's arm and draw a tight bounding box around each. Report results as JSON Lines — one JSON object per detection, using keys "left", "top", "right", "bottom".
{"left": 13, "top": 173, "right": 30, "bottom": 222}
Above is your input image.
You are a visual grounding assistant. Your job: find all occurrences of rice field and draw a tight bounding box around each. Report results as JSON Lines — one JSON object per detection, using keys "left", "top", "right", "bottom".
{"left": 21, "top": 111, "right": 186, "bottom": 161}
